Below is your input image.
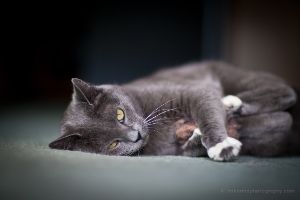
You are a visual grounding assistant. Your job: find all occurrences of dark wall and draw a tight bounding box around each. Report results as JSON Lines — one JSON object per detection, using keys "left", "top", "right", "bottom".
{"left": 227, "top": 0, "right": 300, "bottom": 88}
{"left": 2, "top": 3, "right": 96, "bottom": 103}
{"left": 78, "top": 2, "right": 203, "bottom": 85}
{"left": 1, "top": 2, "right": 209, "bottom": 103}
{"left": 3, "top": 1, "right": 298, "bottom": 105}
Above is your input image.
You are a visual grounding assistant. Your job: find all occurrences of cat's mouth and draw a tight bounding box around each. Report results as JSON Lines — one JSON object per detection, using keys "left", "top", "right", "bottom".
{"left": 134, "top": 132, "right": 142, "bottom": 143}
{"left": 134, "top": 131, "right": 149, "bottom": 147}
{"left": 134, "top": 133, "right": 149, "bottom": 153}
{"left": 120, "top": 135, "right": 148, "bottom": 156}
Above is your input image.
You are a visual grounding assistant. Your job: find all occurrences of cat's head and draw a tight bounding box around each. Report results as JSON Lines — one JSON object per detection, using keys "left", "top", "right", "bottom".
{"left": 49, "top": 78, "right": 148, "bottom": 155}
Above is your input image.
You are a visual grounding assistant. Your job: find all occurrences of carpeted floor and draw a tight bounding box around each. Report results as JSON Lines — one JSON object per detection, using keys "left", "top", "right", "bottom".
{"left": 0, "top": 102, "right": 299, "bottom": 200}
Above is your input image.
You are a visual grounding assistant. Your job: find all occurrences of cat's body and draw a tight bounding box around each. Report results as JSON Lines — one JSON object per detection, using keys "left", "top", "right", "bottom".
{"left": 49, "top": 61, "right": 299, "bottom": 161}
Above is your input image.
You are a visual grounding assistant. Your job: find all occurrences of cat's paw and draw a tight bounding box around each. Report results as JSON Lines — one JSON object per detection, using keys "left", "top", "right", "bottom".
{"left": 182, "top": 128, "right": 202, "bottom": 149}
{"left": 181, "top": 128, "right": 206, "bottom": 157}
{"left": 207, "top": 137, "right": 242, "bottom": 161}
{"left": 189, "top": 128, "right": 202, "bottom": 141}
{"left": 222, "top": 95, "right": 242, "bottom": 114}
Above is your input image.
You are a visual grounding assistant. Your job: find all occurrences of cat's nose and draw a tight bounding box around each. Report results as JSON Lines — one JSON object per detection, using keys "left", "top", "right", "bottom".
{"left": 127, "top": 131, "right": 142, "bottom": 142}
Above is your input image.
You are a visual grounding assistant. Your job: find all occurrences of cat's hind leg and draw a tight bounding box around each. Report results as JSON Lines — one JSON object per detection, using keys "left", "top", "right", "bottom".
{"left": 180, "top": 128, "right": 207, "bottom": 157}
{"left": 218, "top": 63, "right": 297, "bottom": 116}
{"left": 235, "top": 111, "right": 292, "bottom": 156}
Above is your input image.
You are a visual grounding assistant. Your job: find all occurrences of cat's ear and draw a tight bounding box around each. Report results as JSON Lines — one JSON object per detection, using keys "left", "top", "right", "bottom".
{"left": 71, "top": 78, "right": 97, "bottom": 106}
{"left": 48, "top": 134, "right": 81, "bottom": 150}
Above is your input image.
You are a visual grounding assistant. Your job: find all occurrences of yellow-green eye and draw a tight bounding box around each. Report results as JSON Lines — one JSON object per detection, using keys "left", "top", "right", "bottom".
{"left": 117, "top": 109, "right": 125, "bottom": 123}
{"left": 109, "top": 141, "right": 118, "bottom": 149}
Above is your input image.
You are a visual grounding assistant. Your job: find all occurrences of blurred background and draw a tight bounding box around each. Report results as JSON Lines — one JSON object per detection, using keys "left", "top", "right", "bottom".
{"left": 1, "top": 0, "right": 300, "bottom": 105}
{"left": 1, "top": 2, "right": 300, "bottom": 199}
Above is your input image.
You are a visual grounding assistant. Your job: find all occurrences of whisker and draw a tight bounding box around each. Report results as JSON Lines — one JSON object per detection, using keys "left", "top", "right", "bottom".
{"left": 145, "top": 108, "right": 174, "bottom": 119}
{"left": 146, "top": 118, "right": 178, "bottom": 126}
{"left": 143, "top": 98, "right": 177, "bottom": 123}
{"left": 145, "top": 107, "right": 180, "bottom": 124}
{"left": 147, "top": 122, "right": 167, "bottom": 126}
{"left": 147, "top": 116, "right": 180, "bottom": 125}
{"left": 145, "top": 116, "right": 170, "bottom": 124}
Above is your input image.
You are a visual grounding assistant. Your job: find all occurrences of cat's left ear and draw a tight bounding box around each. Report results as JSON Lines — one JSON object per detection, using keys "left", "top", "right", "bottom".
{"left": 49, "top": 134, "right": 81, "bottom": 150}
{"left": 71, "top": 78, "right": 97, "bottom": 106}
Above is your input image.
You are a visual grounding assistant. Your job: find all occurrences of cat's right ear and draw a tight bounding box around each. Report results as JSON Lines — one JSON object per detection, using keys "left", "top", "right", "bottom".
{"left": 48, "top": 134, "right": 81, "bottom": 150}
{"left": 71, "top": 78, "right": 97, "bottom": 106}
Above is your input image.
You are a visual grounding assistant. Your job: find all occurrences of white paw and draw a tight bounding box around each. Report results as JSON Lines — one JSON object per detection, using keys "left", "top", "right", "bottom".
{"left": 189, "top": 128, "right": 202, "bottom": 141}
{"left": 182, "top": 128, "right": 202, "bottom": 150}
{"left": 222, "top": 95, "right": 242, "bottom": 113}
{"left": 207, "top": 137, "right": 242, "bottom": 161}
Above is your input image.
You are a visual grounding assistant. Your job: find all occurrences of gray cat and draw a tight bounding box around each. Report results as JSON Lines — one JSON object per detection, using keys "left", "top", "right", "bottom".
{"left": 49, "top": 61, "right": 299, "bottom": 161}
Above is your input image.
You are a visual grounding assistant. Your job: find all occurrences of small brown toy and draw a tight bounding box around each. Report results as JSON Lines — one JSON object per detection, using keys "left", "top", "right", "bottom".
{"left": 175, "top": 116, "right": 241, "bottom": 144}
{"left": 175, "top": 119, "right": 197, "bottom": 145}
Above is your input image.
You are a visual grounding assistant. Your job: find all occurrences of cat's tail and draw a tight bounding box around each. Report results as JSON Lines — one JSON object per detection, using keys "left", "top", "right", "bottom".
{"left": 286, "top": 86, "right": 300, "bottom": 154}
{"left": 288, "top": 87, "right": 300, "bottom": 132}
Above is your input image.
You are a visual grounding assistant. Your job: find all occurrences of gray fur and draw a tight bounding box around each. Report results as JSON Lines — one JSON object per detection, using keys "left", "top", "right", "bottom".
{"left": 49, "top": 61, "right": 299, "bottom": 159}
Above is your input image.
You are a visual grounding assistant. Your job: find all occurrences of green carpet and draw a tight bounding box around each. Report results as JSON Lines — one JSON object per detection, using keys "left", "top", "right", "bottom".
{"left": 1, "top": 102, "right": 299, "bottom": 200}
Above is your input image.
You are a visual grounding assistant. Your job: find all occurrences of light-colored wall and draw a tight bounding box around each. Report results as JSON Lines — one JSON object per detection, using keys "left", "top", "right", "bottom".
{"left": 226, "top": 0, "right": 300, "bottom": 87}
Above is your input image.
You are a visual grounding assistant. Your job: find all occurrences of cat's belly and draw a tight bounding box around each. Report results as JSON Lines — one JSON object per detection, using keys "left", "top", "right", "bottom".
{"left": 137, "top": 122, "right": 180, "bottom": 155}
{"left": 140, "top": 137, "right": 179, "bottom": 156}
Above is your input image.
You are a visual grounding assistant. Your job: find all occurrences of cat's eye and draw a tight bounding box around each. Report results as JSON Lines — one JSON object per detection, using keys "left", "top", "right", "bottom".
{"left": 117, "top": 108, "right": 125, "bottom": 123}
{"left": 109, "top": 141, "right": 118, "bottom": 149}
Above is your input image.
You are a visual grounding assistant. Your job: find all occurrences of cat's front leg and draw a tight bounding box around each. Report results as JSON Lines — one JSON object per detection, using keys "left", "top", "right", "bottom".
{"left": 190, "top": 94, "right": 242, "bottom": 161}
{"left": 181, "top": 128, "right": 242, "bottom": 161}
{"left": 206, "top": 95, "right": 243, "bottom": 161}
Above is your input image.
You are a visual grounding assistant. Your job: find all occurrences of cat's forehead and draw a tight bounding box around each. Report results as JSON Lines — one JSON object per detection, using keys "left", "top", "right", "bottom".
{"left": 70, "top": 102, "right": 115, "bottom": 122}
{"left": 102, "top": 88, "right": 136, "bottom": 112}
{"left": 63, "top": 83, "right": 137, "bottom": 128}
{"left": 67, "top": 96, "right": 126, "bottom": 122}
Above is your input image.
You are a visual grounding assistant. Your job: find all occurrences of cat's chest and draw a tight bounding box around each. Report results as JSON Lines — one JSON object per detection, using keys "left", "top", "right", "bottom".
{"left": 141, "top": 123, "right": 179, "bottom": 155}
